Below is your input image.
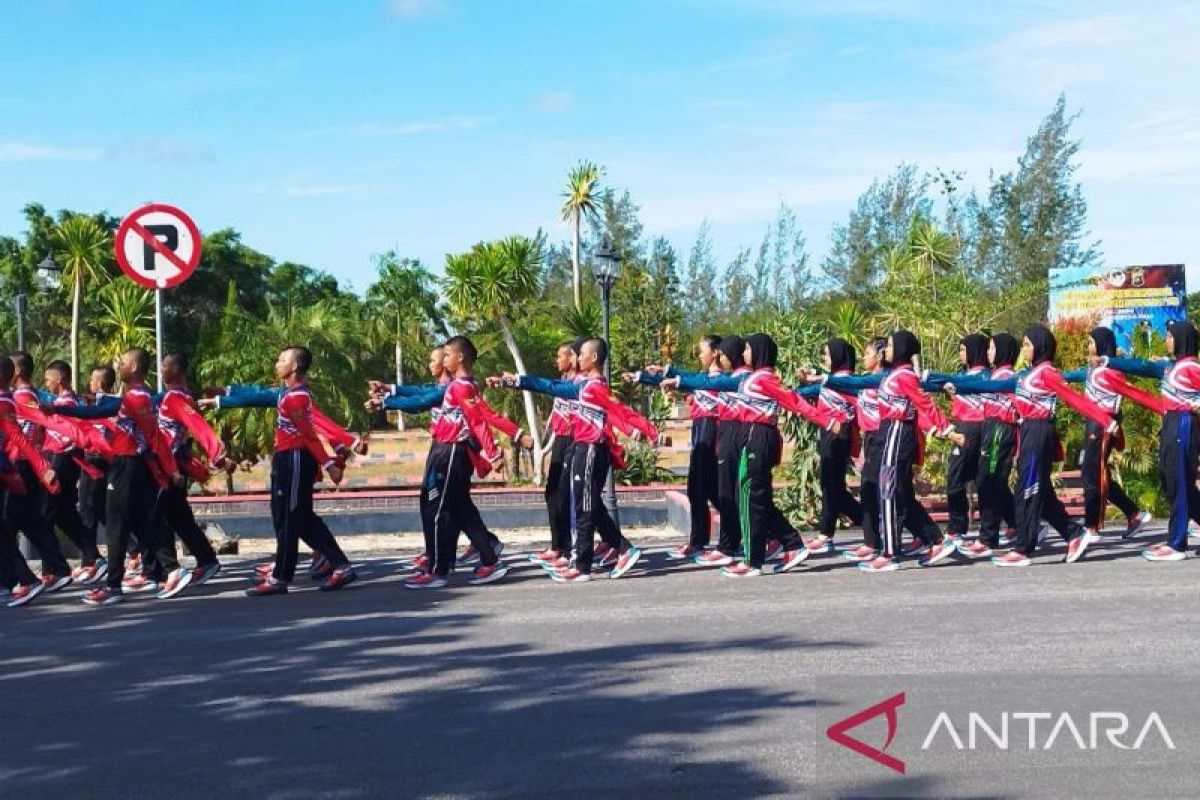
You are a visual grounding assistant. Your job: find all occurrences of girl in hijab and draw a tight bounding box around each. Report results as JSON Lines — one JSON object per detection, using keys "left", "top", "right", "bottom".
{"left": 1096, "top": 320, "right": 1200, "bottom": 560}
{"left": 941, "top": 334, "right": 991, "bottom": 542}
{"left": 859, "top": 330, "right": 964, "bottom": 572}
{"left": 843, "top": 337, "right": 889, "bottom": 561}
{"left": 1073, "top": 326, "right": 1156, "bottom": 540}
{"left": 809, "top": 339, "right": 864, "bottom": 554}
{"left": 989, "top": 324, "right": 1117, "bottom": 567}
{"left": 626, "top": 335, "right": 724, "bottom": 559}
{"left": 967, "top": 333, "right": 1021, "bottom": 557}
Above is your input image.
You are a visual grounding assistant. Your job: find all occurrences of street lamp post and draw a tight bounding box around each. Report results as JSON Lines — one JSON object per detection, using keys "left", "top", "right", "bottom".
{"left": 593, "top": 236, "right": 622, "bottom": 530}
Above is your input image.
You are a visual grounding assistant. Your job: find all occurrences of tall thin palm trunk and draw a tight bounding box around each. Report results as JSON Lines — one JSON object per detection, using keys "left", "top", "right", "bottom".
{"left": 70, "top": 272, "right": 82, "bottom": 387}
{"left": 571, "top": 212, "right": 582, "bottom": 311}
{"left": 394, "top": 316, "right": 405, "bottom": 432}
{"left": 499, "top": 314, "right": 544, "bottom": 483}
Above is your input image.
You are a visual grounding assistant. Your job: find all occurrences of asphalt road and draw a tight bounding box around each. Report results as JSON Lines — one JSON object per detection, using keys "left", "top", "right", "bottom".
{"left": 2, "top": 525, "right": 1197, "bottom": 799}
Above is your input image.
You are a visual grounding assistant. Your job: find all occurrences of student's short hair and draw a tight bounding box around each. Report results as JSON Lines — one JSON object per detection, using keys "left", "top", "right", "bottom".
{"left": 558, "top": 340, "right": 576, "bottom": 352}
{"left": 46, "top": 360, "right": 71, "bottom": 384}
{"left": 9, "top": 351, "right": 33, "bottom": 378}
{"left": 0, "top": 358, "right": 14, "bottom": 383}
{"left": 584, "top": 337, "right": 608, "bottom": 367}
{"left": 283, "top": 345, "right": 312, "bottom": 374}
{"left": 701, "top": 335, "right": 722, "bottom": 352}
{"left": 125, "top": 348, "right": 152, "bottom": 374}
{"left": 92, "top": 365, "right": 116, "bottom": 391}
{"left": 164, "top": 351, "right": 189, "bottom": 372}
{"left": 444, "top": 335, "right": 477, "bottom": 366}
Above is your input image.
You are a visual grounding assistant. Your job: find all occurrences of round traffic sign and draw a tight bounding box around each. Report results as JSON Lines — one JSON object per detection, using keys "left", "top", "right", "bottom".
{"left": 114, "top": 203, "right": 202, "bottom": 289}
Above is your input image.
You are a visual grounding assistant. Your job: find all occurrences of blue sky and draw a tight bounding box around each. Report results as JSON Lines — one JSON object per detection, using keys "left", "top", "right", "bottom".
{"left": 1, "top": 0, "right": 1197, "bottom": 293}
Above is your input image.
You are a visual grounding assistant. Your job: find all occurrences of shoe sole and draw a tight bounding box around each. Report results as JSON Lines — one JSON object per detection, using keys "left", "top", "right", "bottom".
{"left": 992, "top": 558, "right": 1031, "bottom": 567}
{"left": 609, "top": 549, "right": 642, "bottom": 579}
{"left": 403, "top": 581, "right": 447, "bottom": 589}
{"left": 43, "top": 576, "right": 73, "bottom": 593}
{"left": 922, "top": 543, "right": 958, "bottom": 566}
{"left": 777, "top": 550, "right": 812, "bottom": 573}
{"left": 1142, "top": 550, "right": 1185, "bottom": 562}
{"left": 857, "top": 563, "right": 899, "bottom": 573}
{"left": 191, "top": 564, "right": 222, "bottom": 587}
{"left": 1065, "top": 535, "right": 1097, "bottom": 564}
{"left": 468, "top": 566, "right": 510, "bottom": 586}
{"left": 81, "top": 595, "right": 124, "bottom": 606}
{"left": 7, "top": 585, "right": 45, "bottom": 607}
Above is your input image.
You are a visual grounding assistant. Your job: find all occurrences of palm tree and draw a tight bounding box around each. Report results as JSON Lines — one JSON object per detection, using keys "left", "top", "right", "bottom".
{"left": 52, "top": 215, "right": 111, "bottom": 386}
{"left": 443, "top": 234, "right": 546, "bottom": 480}
{"left": 559, "top": 160, "right": 604, "bottom": 311}
{"left": 365, "top": 253, "right": 445, "bottom": 430}
{"left": 95, "top": 280, "right": 155, "bottom": 367}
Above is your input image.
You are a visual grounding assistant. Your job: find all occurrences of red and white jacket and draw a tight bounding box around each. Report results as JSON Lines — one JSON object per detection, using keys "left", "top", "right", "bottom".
{"left": 856, "top": 370, "right": 884, "bottom": 434}
{"left": 275, "top": 383, "right": 336, "bottom": 467}
{"left": 1015, "top": 362, "right": 1114, "bottom": 429}
{"left": 0, "top": 391, "right": 57, "bottom": 494}
{"left": 687, "top": 367, "right": 722, "bottom": 421}
{"left": 573, "top": 376, "right": 657, "bottom": 445}
{"left": 818, "top": 371, "right": 857, "bottom": 425}
{"left": 950, "top": 366, "right": 988, "bottom": 423}
{"left": 546, "top": 373, "right": 575, "bottom": 437}
{"left": 1085, "top": 365, "right": 1162, "bottom": 416}
{"left": 740, "top": 368, "right": 842, "bottom": 430}
{"left": 878, "top": 365, "right": 952, "bottom": 435}
{"left": 112, "top": 383, "right": 180, "bottom": 479}
{"left": 980, "top": 365, "right": 1019, "bottom": 425}
{"left": 716, "top": 367, "right": 752, "bottom": 423}
{"left": 431, "top": 377, "right": 500, "bottom": 461}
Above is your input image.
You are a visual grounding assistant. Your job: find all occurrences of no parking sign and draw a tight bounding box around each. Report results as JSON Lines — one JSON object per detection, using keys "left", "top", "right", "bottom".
{"left": 114, "top": 203, "right": 202, "bottom": 289}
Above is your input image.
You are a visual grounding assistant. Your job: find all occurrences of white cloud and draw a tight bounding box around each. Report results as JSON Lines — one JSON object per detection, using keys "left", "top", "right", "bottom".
{"left": 0, "top": 142, "right": 104, "bottom": 162}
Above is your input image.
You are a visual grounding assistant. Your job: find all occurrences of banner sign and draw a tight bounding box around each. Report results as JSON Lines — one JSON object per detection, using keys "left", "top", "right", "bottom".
{"left": 1049, "top": 264, "right": 1186, "bottom": 353}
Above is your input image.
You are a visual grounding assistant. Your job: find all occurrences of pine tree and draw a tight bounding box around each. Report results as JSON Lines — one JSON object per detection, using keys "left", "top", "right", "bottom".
{"left": 682, "top": 222, "right": 719, "bottom": 331}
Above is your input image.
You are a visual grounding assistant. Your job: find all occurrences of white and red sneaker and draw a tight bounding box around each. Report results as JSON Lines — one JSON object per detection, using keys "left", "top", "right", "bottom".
{"left": 857, "top": 556, "right": 899, "bottom": 573}
{"left": 468, "top": 563, "right": 510, "bottom": 585}
{"left": 404, "top": 572, "right": 447, "bottom": 589}
{"left": 1123, "top": 511, "right": 1152, "bottom": 539}
{"left": 1065, "top": 529, "right": 1098, "bottom": 564}
{"left": 81, "top": 586, "right": 124, "bottom": 606}
{"left": 156, "top": 567, "right": 194, "bottom": 600}
{"left": 321, "top": 565, "right": 358, "bottom": 591}
{"left": 308, "top": 554, "right": 333, "bottom": 579}
{"left": 40, "top": 574, "right": 72, "bottom": 593}
{"left": 609, "top": 547, "right": 642, "bottom": 579}
{"left": 1142, "top": 544, "right": 1186, "bottom": 562}
{"left": 719, "top": 563, "right": 762, "bottom": 578}
{"left": 549, "top": 567, "right": 592, "bottom": 583}
{"left": 594, "top": 546, "right": 619, "bottom": 570}
{"left": 802, "top": 536, "right": 833, "bottom": 555}
{"left": 7, "top": 582, "right": 45, "bottom": 608}
{"left": 457, "top": 544, "right": 481, "bottom": 567}
{"left": 841, "top": 544, "right": 877, "bottom": 562}
{"left": 245, "top": 577, "right": 288, "bottom": 596}
{"left": 991, "top": 551, "right": 1031, "bottom": 568}
{"left": 693, "top": 550, "right": 733, "bottom": 567}
{"left": 539, "top": 555, "right": 571, "bottom": 572}
{"left": 668, "top": 543, "right": 701, "bottom": 560}
{"left": 529, "top": 548, "right": 560, "bottom": 566}
{"left": 776, "top": 548, "right": 811, "bottom": 573}
{"left": 900, "top": 540, "right": 930, "bottom": 558}
{"left": 190, "top": 562, "right": 222, "bottom": 587}
{"left": 405, "top": 553, "right": 431, "bottom": 573}
{"left": 959, "top": 541, "right": 993, "bottom": 558}
{"left": 122, "top": 574, "right": 159, "bottom": 593}
{"left": 919, "top": 537, "right": 959, "bottom": 567}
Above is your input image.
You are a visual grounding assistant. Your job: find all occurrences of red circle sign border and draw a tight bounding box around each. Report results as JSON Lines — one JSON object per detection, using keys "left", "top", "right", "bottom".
{"left": 114, "top": 202, "right": 202, "bottom": 289}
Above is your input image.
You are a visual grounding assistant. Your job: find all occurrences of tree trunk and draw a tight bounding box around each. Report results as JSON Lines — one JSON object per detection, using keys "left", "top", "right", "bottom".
{"left": 499, "top": 314, "right": 544, "bottom": 484}
{"left": 394, "top": 318, "right": 405, "bottom": 432}
{"left": 70, "top": 272, "right": 81, "bottom": 388}
{"left": 571, "top": 212, "right": 582, "bottom": 311}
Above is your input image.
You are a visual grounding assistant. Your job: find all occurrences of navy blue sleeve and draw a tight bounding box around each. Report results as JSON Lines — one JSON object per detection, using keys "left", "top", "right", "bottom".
{"left": 516, "top": 375, "right": 579, "bottom": 399}
{"left": 382, "top": 385, "right": 446, "bottom": 412}
{"left": 1106, "top": 357, "right": 1167, "bottom": 380}
{"left": 50, "top": 395, "right": 121, "bottom": 418}
{"left": 677, "top": 372, "right": 741, "bottom": 392}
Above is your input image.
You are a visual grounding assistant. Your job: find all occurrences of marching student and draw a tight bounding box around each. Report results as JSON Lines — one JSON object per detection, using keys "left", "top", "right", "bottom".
{"left": 239, "top": 345, "right": 358, "bottom": 596}
{"left": 504, "top": 338, "right": 659, "bottom": 582}
{"left": 809, "top": 338, "right": 863, "bottom": 554}
{"left": 941, "top": 333, "right": 1022, "bottom": 558}
{"left": 664, "top": 333, "right": 846, "bottom": 577}
{"left": 400, "top": 336, "right": 512, "bottom": 589}
{"left": 952, "top": 326, "right": 1117, "bottom": 568}
{"left": 370, "top": 345, "right": 530, "bottom": 577}
{"left": 8, "top": 352, "right": 72, "bottom": 591}
{"left": 943, "top": 334, "right": 990, "bottom": 542}
{"left": 79, "top": 366, "right": 117, "bottom": 583}
{"left": 1099, "top": 321, "right": 1200, "bottom": 561}
{"left": 0, "top": 356, "right": 61, "bottom": 608}
{"left": 74, "top": 349, "right": 186, "bottom": 605}
{"left": 857, "top": 331, "right": 964, "bottom": 573}
{"left": 624, "top": 334, "right": 723, "bottom": 559}
{"left": 1071, "top": 327, "right": 1155, "bottom": 540}
{"left": 528, "top": 341, "right": 582, "bottom": 565}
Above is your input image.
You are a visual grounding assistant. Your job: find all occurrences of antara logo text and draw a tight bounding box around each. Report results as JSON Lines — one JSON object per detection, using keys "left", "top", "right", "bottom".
{"left": 827, "top": 693, "right": 1176, "bottom": 775}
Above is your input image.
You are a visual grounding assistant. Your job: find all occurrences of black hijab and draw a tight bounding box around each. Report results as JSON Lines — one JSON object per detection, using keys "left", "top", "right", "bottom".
{"left": 1024, "top": 324, "right": 1057, "bottom": 364}
{"left": 825, "top": 338, "right": 856, "bottom": 373}
{"left": 991, "top": 333, "right": 1019, "bottom": 368}
{"left": 718, "top": 335, "right": 746, "bottom": 370}
{"left": 1089, "top": 326, "right": 1118, "bottom": 359}
{"left": 889, "top": 330, "right": 920, "bottom": 366}
{"left": 961, "top": 333, "right": 989, "bottom": 370}
{"left": 747, "top": 333, "right": 778, "bottom": 370}
{"left": 1169, "top": 321, "right": 1198, "bottom": 359}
